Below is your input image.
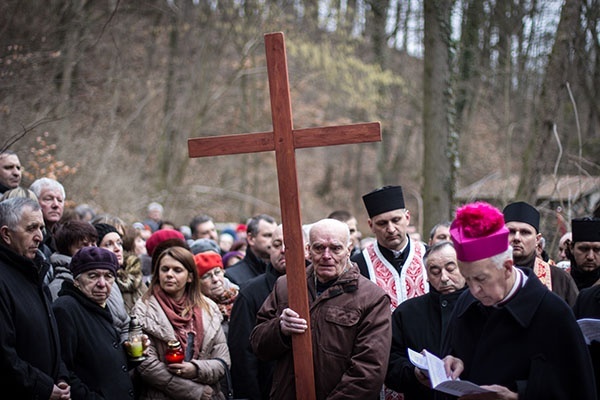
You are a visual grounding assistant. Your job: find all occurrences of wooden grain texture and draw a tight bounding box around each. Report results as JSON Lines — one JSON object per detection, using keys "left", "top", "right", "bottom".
{"left": 187, "top": 31, "right": 381, "bottom": 400}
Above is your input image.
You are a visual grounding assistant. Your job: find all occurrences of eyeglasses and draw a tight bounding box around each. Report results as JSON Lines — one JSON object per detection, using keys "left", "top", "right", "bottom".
{"left": 201, "top": 268, "right": 224, "bottom": 280}
{"left": 310, "top": 243, "right": 346, "bottom": 255}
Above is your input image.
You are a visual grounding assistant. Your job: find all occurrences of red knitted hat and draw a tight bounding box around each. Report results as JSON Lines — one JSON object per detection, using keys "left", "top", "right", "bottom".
{"left": 194, "top": 251, "right": 223, "bottom": 277}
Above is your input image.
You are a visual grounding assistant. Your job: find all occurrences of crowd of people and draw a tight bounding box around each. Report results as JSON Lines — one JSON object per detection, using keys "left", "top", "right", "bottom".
{"left": 1, "top": 149, "right": 600, "bottom": 400}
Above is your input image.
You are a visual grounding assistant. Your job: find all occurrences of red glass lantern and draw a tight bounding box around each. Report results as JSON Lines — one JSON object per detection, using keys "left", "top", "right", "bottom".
{"left": 165, "top": 340, "right": 185, "bottom": 364}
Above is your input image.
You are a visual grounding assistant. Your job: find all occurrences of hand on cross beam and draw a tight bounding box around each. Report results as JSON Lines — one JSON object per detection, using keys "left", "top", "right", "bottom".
{"left": 279, "top": 308, "right": 308, "bottom": 336}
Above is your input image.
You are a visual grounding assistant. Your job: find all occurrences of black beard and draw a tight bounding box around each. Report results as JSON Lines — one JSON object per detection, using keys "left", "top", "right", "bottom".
{"left": 513, "top": 251, "right": 536, "bottom": 268}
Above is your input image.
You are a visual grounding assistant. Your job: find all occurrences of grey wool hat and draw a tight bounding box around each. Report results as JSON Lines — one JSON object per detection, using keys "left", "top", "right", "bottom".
{"left": 190, "top": 238, "right": 221, "bottom": 255}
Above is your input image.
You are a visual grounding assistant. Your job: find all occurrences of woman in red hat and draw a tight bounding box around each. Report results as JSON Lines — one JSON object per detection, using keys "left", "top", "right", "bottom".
{"left": 194, "top": 251, "right": 239, "bottom": 337}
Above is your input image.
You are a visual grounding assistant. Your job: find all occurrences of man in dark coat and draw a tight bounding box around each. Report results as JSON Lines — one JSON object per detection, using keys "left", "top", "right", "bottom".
{"left": 572, "top": 218, "right": 600, "bottom": 399}
{"left": 386, "top": 241, "right": 467, "bottom": 400}
{"left": 503, "top": 201, "right": 579, "bottom": 306}
{"left": 228, "top": 224, "right": 287, "bottom": 400}
{"left": 0, "top": 197, "right": 71, "bottom": 399}
{"left": 226, "top": 214, "right": 277, "bottom": 287}
{"left": 440, "top": 202, "right": 596, "bottom": 400}
{"left": 573, "top": 284, "right": 600, "bottom": 399}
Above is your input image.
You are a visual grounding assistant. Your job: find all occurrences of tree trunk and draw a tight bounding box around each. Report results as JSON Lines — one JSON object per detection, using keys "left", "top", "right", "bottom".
{"left": 365, "top": 0, "right": 390, "bottom": 67}
{"left": 515, "top": 0, "right": 583, "bottom": 202}
{"left": 158, "top": 13, "right": 179, "bottom": 189}
{"left": 422, "top": 0, "right": 454, "bottom": 234}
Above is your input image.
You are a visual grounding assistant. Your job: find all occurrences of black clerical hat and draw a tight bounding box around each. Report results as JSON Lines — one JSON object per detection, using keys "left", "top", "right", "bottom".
{"left": 362, "top": 185, "right": 405, "bottom": 218}
{"left": 572, "top": 217, "right": 600, "bottom": 242}
{"left": 503, "top": 201, "right": 540, "bottom": 232}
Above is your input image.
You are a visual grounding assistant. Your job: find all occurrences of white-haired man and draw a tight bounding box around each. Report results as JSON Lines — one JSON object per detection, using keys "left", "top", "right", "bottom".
{"left": 441, "top": 202, "right": 595, "bottom": 399}
{"left": 0, "top": 197, "right": 71, "bottom": 398}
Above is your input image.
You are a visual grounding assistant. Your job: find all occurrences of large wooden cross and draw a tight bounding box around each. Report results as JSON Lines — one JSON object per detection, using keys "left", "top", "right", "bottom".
{"left": 188, "top": 32, "right": 381, "bottom": 400}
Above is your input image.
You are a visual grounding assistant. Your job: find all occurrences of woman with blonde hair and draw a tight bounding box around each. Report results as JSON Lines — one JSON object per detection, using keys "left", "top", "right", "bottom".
{"left": 132, "top": 246, "right": 229, "bottom": 400}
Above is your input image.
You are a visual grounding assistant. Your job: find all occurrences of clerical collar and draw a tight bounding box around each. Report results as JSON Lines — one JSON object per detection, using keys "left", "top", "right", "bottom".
{"left": 391, "top": 239, "right": 409, "bottom": 258}
{"left": 494, "top": 267, "right": 527, "bottom": 308}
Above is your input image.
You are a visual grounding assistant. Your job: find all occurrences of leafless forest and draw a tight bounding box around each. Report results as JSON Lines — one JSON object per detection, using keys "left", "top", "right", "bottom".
{"left": 1, "top": 0, "right": 598, "bottom": 252}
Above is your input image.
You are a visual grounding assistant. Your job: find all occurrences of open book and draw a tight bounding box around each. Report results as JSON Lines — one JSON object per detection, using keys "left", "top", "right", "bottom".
{"left": 408, "top": 348, "right": 493, "bottom": 397}
{"left": 577, "top": 318, "right": 600, "bottom": 345}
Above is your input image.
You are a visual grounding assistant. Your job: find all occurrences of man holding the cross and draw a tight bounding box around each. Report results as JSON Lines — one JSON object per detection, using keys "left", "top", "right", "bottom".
{"left": 188, "top": 32, "right": 384, "bottom": 399}
{"left": 250, "top": 218, "right": 391, "bottom": 399}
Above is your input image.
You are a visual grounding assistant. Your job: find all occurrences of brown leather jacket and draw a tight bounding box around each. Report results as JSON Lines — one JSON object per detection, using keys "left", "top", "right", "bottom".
{"left": 250, "top": 263, "right": 391, "bottom": 400}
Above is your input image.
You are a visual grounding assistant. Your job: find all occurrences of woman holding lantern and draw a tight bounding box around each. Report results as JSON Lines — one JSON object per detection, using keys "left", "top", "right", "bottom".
{"left": 132, "top": 246, "right": 229, "bottom": 400}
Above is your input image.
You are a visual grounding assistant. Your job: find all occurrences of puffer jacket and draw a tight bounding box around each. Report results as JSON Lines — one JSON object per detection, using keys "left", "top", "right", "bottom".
{"left": 132, "top": 294, "right": 230, "bottom": 400}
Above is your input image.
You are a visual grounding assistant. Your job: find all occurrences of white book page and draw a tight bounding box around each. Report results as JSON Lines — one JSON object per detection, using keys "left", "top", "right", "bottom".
{"left": 577, "top": 318, "right": 600, "bottom": 345}
{"left": 407, "top": 348, "right": 429, "bottom": 370}
{"left": 419, "top": 350, "right": 493, "bottom": 396}
{"left": 424, "top": 350, "right": 453, "bottom": 388}
{"left": 435, "top": 380, "right": 492, "bottom": 397}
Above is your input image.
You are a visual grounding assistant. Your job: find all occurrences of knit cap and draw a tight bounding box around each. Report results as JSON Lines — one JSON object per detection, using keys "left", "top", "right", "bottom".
{"left": 94, "top": 223, "right": 119, "bottom": 246}
{"left": 190, "top": 238, "right": 221, "bottom": 255}
{"left": 194, "top": 251, "right": 223, "bottom": 277}
{"left": 146, "top": 229, "right": 185, "bottom": 257}
{"left": 70, "top": 246, "right": 118, "bottom": 277}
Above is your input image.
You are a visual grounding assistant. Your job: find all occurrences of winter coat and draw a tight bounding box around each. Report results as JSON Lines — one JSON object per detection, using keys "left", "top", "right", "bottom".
{"left": 0, "top": 244, "right": 70, "bottom": 399}
{"left": 48, "top": 252, "right": 73, "bottom": 300}
{"left": 117, "top": 254, "right": 148, "bottom": 314}
{"left": 225, "top": 249, "right": 268, "bottom": 287}
{"left": 228, "top": 264, "right": 281, "bottom": 400}
{"left": 47, "top": 251, "right": 131, "bottom": 341}
{"left": 441, "top": 268, "right": 597, "bottom": 400}
{"left": 250, "top": 263, "right": 391, "bottom": 400}
{"left": 53, "top": 280, "right": 135, "bottom": 399}
{"left": 385, "top": 286, "right": 467, "bottom": 400}
{"left": 132, "top": 294, "right": 230, "bottom": 400}
{"left": 573, "top": 284, "right": 600, "bottom": 399}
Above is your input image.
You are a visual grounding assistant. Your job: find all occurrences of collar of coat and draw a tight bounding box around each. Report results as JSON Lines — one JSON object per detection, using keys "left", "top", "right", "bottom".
{"left": 457, "top": 267, "right": 546, "bottom": 328}
{"left": 0, "top": 243, "right": 49, "bottom": 284}
{"left": 307, "top": 263, "right": 360, "bottom": 298}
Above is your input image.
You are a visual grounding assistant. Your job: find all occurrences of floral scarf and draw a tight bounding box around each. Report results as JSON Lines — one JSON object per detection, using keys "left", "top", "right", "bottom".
{"left": 213, "top": 287, "right": 238, "bottom": 321}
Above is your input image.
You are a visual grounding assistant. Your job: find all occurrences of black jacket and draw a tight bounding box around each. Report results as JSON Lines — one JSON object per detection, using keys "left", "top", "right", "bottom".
{"left": 0, "top": 244, "right": 69, "bottom": 399}
{"left": 227, "top": 264, "right": 282, "bottom": 399}
{"left": 225, "top": 249, "right": 269, "bottom": 287}
{"left": 573, "top": 284, "right": 600, "bottom": 399}
{"left": 53, "top": 281, "right": 135, "bottom": 400}
{"left": 386, "top": 286, "right": 467, "bottom": 400}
